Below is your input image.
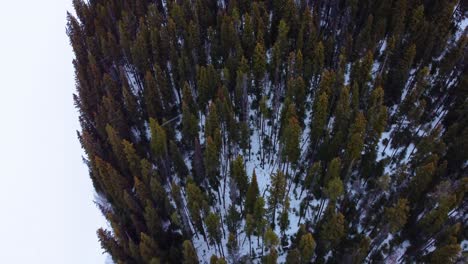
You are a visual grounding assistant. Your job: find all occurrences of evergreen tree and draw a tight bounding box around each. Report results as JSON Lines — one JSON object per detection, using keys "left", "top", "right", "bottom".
{"left": 245, "top": 170, "right": 259, "bottom": 214}
{"left": 310, "top": 92, "right": 329, "bottom": 149}
{"left": 205, "top": 136, "right": 221, "bottom": 190}
{"left": 268, "top": 171, "right": 286, "bottom": 227}
{"left": 183, "top": 240, "right": 199, "bottom": 264}
{"left": 299, "top": 233, "right": 316, "bottom": 263}
{"left": 281, "top": 114, "right": 301, "bottom": 165}
{"left": 319, "top": 206, "right": 345, "bottom": 249}
{"left": 205, "top": 212, "right": 223, "bottom": 253}
{"left": 187, "top": 183, "right": 209, "bottom": 238}
{"left": 384, "top": 198, "right": 409, "bottom": 233}
{"left": 181, "top": 102, "right": 199, "bottom": 146}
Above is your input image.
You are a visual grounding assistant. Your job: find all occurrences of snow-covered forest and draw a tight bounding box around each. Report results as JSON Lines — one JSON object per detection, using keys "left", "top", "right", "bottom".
{"left": 68, "top": 0, "right": 467, "bottom": 263}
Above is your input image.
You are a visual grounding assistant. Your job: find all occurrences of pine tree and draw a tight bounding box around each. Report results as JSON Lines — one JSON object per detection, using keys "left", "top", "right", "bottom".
{"left": 268, "top": 171, "right": 286, "bottom": 227}
{"left": 186, "top": 183, "right": 209, "bottom": 238}
{"left": 281, "top": 114, "right": 301, "bottom": 165}
{"left": 409, "top": 161, "right": 436, "bottom": 203}
{"left": 384, "top": 198, "right": 409, "bottom": 233}
{"left": 105, "top": 125, "right": 127, "bottom": 173}
{"left": 149, "top": 118, "right": 168, "bottom": 159}
{"left": 310, "top": 92, "right": 329, "bottom": 149}
{"left": 253, "top": 41, "right": 267, "bottom": 98}
{"left": 254, "top": 196, "right": 267, "bottom": 246}
{"left": 324, "top": 157, "right": 341, "bottom": 183}
{"left": 303, "top": 162, "right": 320, "bottom": 195}
{"left": 210, "top": 254, "right": 228, "bottom": 264}
{"left": 264, "top": 247, "right": 279, "bottom": 264}
{"left": 366, "top": 86, "right": 387, "bottom": 145}
{"left": 169, "top": 140, "right": 189, "bottom": 179}
{"left": 205, "top": 212, "right": 223, "bottom": 254}
{"left": 205, "top": 102, "right": 221, "bottom": 140}
{"left": 286, "top": 249, "right": 301, "bottom": 264}
{"left": 139, "top": 232, "right": 160, "bottom": 263}
{"left": 192, "top": 138, "right": 205, "bottom": 185}
{"left": 386, "top": 44, "right": 416, "bottom": 104}
{"left": 299, "top": 233, "right": 316, "bottom": 263}
{"left": 344, "top": 112, "right": 367, "bottom": 180}
{"left": 242, "top": 14, "right": 255, "bottom": 59}
{"left": 122, "top": 140, "right": 141, "bottom": 178}
{"left": 183, "top": 240, "right": 199, "bottom": 264}
{"left": 205, "top": 136, "right": 221, "bottom": 190}
{"left": 324, "top": 176, "right": 344, "bottom": 202}
{"left": 181, "top": 102, "right": 199, "bottom": 146}
{"left": 245, "top": 214, "right": 255, "bottom": 255}
{"left": 245, "top": 170, "right": 259, "bottom": 214}
{"left": 144, "top": 71, "right": 164, "bottom": 119}
{"left": 319, "top": 206, "right": 345, "bottom": 249}
{"left": 312, "top": 42, "right": 325, "bottom": 80}
{"left": 226, "top": 204, "right": 241, "bottom": 235}
{"left": 230, "top": 156, "right": 249, "bottom": 202}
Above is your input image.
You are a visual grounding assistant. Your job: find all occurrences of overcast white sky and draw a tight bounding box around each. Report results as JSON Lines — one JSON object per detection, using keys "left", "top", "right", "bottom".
{"left": 0, "top": 0, "right": 107, "bottom": 263}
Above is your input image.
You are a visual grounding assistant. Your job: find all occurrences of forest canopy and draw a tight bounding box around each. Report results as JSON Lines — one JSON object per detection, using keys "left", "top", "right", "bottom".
{"left": 68, "top": 0, "right": 467, "bottom": 263}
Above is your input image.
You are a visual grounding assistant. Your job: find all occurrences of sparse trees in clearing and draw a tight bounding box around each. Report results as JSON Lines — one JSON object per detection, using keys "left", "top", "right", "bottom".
{"left": 226, "top": 204, "right": 241, "bottom": 235}
{"left": 149, "top": 118, "right": 168, "bottom": 159}
{"left": 279, "top": 198, "right": 290, "bottom": 237}
{"left": 324, "top": 176, "right": 344, "bottom": 202}
{"left": 344, "top": 112, "right": 367, "bottom": 180}
{"left": 281, "top": 113, "right": 302, "bottom": 166}
{"left": 264, "top": 227, "right": 279, "bottom": 250}
{"left": 263, "top": 227, "right": 280, "bottom": 263}
{"left": 226, "top": 232, "right": 239, "bottom": 262}
{"left": 286, "top": 249, "right": 301, "bottom": 264}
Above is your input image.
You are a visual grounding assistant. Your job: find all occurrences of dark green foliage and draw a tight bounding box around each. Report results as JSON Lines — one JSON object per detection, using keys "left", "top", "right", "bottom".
{"left": 69, "top": 0, "right": 466, "bottom": 262}
{"left": 183, "top": 240, "right": 199, "bottom": 264}
{"left": 230, "top": 156, "right": 248, "bottom": 201}
{"left": 384, "top": 198, "right": 409, "bottom": 233}
{"left": 245, "top": 170, "right": 259, "bottom": 215}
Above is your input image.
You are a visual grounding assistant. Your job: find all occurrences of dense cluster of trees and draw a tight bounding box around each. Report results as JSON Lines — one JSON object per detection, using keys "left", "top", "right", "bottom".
{"left": 68, "top": 0, "right": 467, "bottom": 263}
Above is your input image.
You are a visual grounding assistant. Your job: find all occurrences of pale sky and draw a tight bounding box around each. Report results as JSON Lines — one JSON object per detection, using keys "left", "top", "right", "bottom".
{"left": 0, "top": 0, "right": 107, "bottom": 263}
